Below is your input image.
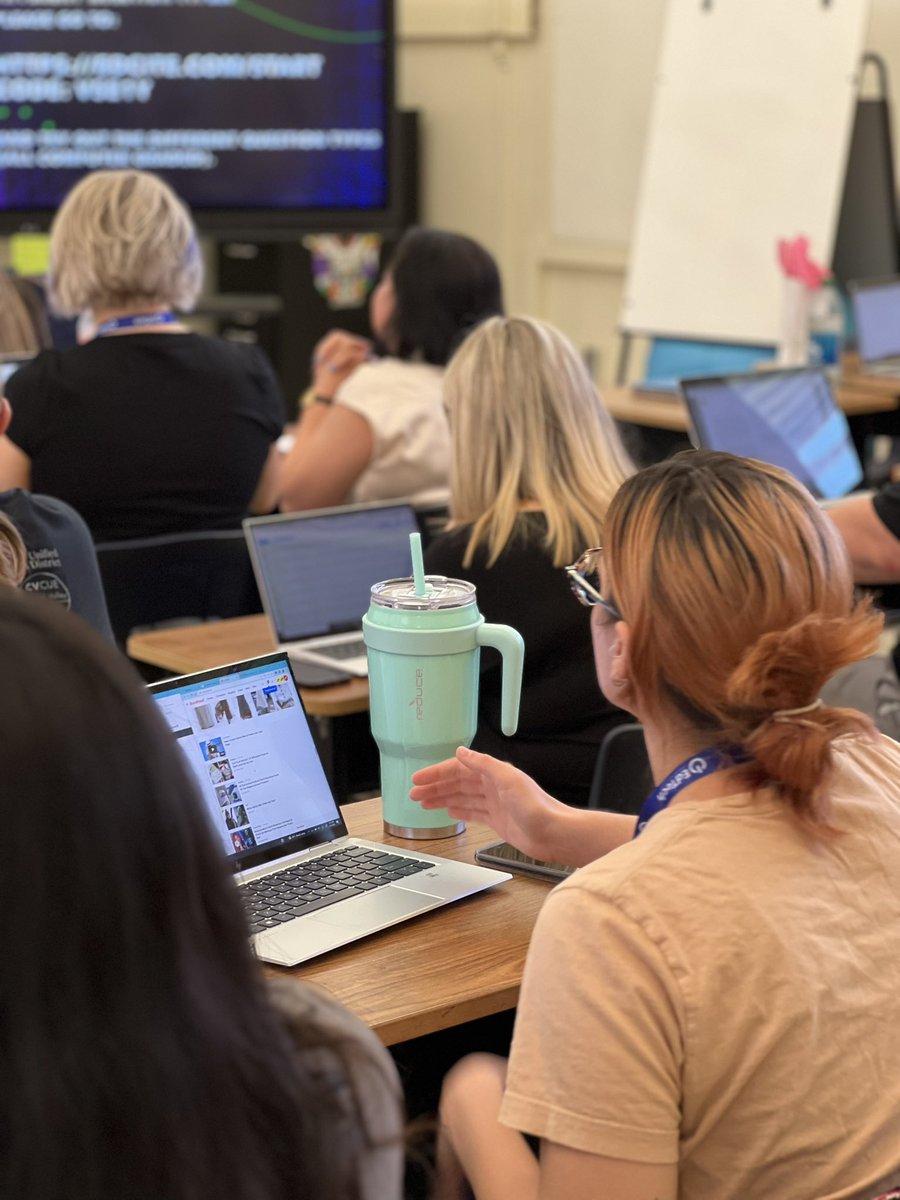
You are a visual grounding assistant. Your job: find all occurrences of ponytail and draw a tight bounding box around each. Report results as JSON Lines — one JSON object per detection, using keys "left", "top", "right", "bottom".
{"left": 722, "top": 602, "right": 881, "bottom": 830}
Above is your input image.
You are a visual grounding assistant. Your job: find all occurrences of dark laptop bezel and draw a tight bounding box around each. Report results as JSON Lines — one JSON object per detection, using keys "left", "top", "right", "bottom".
{"left": 847, "top": 275, "right": 900, "bottom": 364}
{"left": 679, "top": 366, "right": 863, "bottom": 499}
{"left": 147, "top": 651, "right": 349, "bottom": 875}
{"left": 242, "top": 500, "right": 420, "bottom": 645}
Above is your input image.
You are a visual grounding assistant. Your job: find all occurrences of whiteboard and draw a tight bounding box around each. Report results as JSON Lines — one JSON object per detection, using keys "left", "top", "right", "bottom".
{"left": 621, "top": 0, "right": 871, "bottom": 345}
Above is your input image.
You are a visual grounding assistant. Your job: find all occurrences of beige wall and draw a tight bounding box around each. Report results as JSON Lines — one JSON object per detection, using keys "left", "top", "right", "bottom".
{"left": 398, "top": 0, "right": 900, "bottom": 386}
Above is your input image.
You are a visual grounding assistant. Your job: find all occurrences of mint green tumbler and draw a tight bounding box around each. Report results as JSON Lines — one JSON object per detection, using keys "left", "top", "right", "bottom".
{"left": 363, "top": 576, "right": 524, "bottom": 838}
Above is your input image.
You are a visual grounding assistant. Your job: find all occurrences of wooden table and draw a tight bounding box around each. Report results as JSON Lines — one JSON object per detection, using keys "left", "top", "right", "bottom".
{"left": 605, "top": 377, "right": 900, "bottom": 432}
{"left": 284, "top": 797, "right": 552, "bottom": 1046}
{"left": 127, "top": 613, "right": 369, "bottom": 718}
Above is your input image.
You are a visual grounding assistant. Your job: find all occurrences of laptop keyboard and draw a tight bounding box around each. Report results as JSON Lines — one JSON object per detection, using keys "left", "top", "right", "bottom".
{"left": 320, "top": 638, "right": 366, "bottom": 660}
{"left": 241, "top": 846, "right": 432, "bottom": 934}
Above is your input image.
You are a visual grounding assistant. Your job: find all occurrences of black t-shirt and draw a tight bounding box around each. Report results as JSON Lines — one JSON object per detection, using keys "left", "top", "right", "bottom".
{"left": 874, "top": 483, "right": 900, "bottom": 540}
{"left": 6, "top": 333, "right": 284, "bottom": 542}
{"left": 0, "top": 488, "right": 113, "bottom": 638}
{"left": 425, "top": 515, "right": 627, "bottom": 805}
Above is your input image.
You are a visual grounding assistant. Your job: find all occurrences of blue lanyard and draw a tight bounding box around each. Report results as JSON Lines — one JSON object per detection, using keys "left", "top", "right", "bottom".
{"left": 95, "top": 311, "right": 178, "bottom": 335}
{"left": 634, "top": 747, "right": 747, "bottom": 837}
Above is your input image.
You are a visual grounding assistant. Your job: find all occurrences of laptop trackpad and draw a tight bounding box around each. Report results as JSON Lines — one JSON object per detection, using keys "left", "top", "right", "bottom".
{"left": 311, "top": 887, "right": 432, "bottom": 930}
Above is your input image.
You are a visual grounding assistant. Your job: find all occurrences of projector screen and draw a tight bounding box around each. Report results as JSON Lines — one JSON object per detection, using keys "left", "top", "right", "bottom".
{"left": 0, "top": 0, "right": 393, "bottom": 232}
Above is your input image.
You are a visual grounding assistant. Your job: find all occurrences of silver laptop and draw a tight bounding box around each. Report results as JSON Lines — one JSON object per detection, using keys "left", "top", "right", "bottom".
{"left": 148, "top": 651, "right": 510, "bottom": 966}
{"left": 849, "top": 276, "right": 900, "bottom": 376}
{"left": 681, "top": 367, "right": 863, "bottom": 500}
{"left": 244, "top": 502, "right": 420, "bottom": 678}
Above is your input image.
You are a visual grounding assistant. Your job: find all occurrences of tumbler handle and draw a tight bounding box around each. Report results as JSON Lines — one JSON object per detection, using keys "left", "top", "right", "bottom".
{"left": 476, "top": 623, "right": 524, "bottom": 736}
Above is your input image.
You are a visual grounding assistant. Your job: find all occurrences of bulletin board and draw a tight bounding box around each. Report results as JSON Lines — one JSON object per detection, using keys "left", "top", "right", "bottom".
{"left": 620, "top": 0, "right": 872, "bottom": 345}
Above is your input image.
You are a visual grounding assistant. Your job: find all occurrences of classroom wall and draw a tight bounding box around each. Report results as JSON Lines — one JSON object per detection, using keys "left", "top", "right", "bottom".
{"left": 397, "top": 0, "right": 900, "bottom": 386}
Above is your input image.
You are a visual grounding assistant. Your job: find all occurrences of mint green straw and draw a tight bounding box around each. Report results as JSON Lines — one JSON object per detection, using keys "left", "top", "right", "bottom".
{"left": 410, "top": 531, "right": 430, "bottom": 596}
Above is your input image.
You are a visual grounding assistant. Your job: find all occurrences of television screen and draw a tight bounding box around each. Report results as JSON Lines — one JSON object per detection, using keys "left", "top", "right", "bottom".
{"left": 0, "top": 0, "right": 392, "bottom": 230}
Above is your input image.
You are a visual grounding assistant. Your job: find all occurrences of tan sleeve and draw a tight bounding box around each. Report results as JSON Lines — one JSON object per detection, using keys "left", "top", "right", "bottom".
{"left": 500, "top": 883, "right": 683, "bottom": 1164}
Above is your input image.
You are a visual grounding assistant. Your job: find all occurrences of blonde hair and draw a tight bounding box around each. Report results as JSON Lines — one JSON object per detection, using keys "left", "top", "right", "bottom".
{"left": 604, "top": 450, "right": 882, "bottom": 831}
{"left": 445, "top": 316, "right": 634, "bottom": 567}
{"left": 48, "top": 170, "right": 203, "bottom": 315}
{"left": 0, "top": 512, "right": 26, "bottom": 587}
{"left": 0, "top": 275, "right": 49, "bottom": 356}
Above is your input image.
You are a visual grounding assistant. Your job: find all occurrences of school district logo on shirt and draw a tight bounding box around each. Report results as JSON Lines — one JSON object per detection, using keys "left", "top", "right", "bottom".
{"left": 22, "top": 545, "right": 73, "bottom": 610}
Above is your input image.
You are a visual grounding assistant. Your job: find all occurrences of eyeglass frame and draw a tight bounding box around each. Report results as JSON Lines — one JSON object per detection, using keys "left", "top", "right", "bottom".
{"left": 564, "top": 547, "right": 623, "bottom": 622}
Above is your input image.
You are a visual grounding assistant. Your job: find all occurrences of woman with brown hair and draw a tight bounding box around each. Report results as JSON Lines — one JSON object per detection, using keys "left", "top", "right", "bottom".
{"left": 412, "top": 450, "right": 900, "bottom": 1200}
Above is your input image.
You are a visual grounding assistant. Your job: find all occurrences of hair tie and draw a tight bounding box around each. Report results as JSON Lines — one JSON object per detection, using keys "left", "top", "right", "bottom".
{"left": 771, "top": 698, "right": 824, "bottom": 725}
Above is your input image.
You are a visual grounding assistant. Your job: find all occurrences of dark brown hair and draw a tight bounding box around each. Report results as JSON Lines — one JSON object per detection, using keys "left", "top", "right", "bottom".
{"left": 0, "top": 588, "right": 393, "bottom": 1199}
{"left": 604, "top": 451, "right": 881, "bottom": 830}
{"left": 386, "top": 226, "right": 503, "bottom": 365}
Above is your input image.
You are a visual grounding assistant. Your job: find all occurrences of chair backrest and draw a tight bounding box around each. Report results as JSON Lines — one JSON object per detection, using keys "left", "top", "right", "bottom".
{"left": 95, "top": 529, "right": 262, "bottom": 645}
{"left": 587, "top": 722, "right": 652, "bottom": 815}
{"left": 414, "top": 500, "right": 450, "bottom": 551}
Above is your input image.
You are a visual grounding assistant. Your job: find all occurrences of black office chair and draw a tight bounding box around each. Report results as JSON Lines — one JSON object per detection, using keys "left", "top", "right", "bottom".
{"left": 414, "top": 499, "right": 450, "bottom": 550}
{"left": 587, "top": 722, "right": 652, "bottom": 815}
{"left": 95, "top": 529, "right": 262, "bottom": 646}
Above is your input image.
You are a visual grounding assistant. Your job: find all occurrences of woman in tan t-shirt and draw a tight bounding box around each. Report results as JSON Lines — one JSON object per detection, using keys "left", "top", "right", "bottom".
{"left": 412, "top": 450, "right": 900, "bottom": 1200}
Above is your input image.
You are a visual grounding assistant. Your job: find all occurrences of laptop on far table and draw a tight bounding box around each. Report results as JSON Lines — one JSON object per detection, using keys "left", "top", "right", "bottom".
{"left": 148, "top": 651, "right": 511, "bottom": 967}
{"left": 243, "top": 501, "right": 420, "bottom": 684}
{"left": 0, "top": 353, "right": 35, "bottom": 389}
{"left": 849, "top": 277, "right": 900, "bottom": 377}
{"left": 680, "top": 367, "right": 864, "bottom": 500}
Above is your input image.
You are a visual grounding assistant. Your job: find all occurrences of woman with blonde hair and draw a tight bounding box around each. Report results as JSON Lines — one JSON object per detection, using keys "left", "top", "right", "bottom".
{"left": 0, "top": 169, "right": 283, "bottom": 541}
{"left": 424, "top": 315, "right": 634, "bottom": 804}
{"left": 0, "top": 273, "right": 50, "bottom": 357}
{"left": 413, "top": 450, "right": 900, "bottom": 1200}
{"left": 0, "top": 511, "right": 25, "bottom": 586}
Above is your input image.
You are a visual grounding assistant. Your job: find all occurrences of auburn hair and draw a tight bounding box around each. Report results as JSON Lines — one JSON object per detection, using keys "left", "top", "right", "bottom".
{"left": 604, "top": 450, "right": 882, "bottom": 830}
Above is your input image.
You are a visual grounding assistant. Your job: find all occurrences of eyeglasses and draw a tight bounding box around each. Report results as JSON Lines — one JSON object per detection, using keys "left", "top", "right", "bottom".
{"left": 564, "top": 547, "right": 623, "bottom": 622}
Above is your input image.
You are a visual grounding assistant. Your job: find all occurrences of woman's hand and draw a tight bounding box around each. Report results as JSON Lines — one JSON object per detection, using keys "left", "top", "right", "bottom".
{"left": 410, "top": 746, "right": 568, "bottom": 861}
{"left": 311, "top": 330, "right": 373, "bottom": 400}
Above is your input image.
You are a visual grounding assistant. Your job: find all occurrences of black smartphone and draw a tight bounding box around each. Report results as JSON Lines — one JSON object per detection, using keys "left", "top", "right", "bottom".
{"left": 474, "top": 840, "right": 575, "bottom": 883}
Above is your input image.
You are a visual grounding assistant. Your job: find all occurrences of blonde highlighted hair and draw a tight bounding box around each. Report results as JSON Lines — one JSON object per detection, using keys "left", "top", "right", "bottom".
{"left": 604, "top": 450, "right": 882, "bottom": 831}
{"left": 445, "top": 316, "right": 634, "bottom": 567}
{"left": 0, "top": 274, "right": 50, "bottom": 356}
{"left": 48, "top": 170, "right": 202, "bottom": 316}
{"left": 0, "top": 512, "right": 26, "bottom": 587}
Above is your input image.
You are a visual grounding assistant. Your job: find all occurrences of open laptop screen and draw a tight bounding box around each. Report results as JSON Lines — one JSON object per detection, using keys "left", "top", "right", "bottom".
{"left": 850, "top": 278, "right": 900, "bottom": 363}
{"left": 148, "top": 654, "right": 345, "bottom": 871}
{"left": 681, "top": 368, "right": 863, "bottom": 500}
{"left": 244, "top": 503, "right": 420, "bottom": 643}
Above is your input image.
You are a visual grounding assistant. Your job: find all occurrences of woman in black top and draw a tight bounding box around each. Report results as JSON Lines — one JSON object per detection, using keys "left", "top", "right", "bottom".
{"left": 0, "top": 169, "right": 283, "bottom": 541}
{"left": 425, "top": 316, "right": 635, "bottom": 804}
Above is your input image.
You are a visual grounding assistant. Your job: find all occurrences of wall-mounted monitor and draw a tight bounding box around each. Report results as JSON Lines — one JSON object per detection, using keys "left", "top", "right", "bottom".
{"left": 0, "top": 0, "right": 395, "bottom": 235}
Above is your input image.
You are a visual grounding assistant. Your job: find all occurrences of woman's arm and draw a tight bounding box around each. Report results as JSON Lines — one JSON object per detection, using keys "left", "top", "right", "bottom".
{"left": 0, "top": 435, "right": 31, "bottom": 490}
{"left": 410, "top": 746, "right": 635, "bottom": 867}
{"left": 278, "top": 402, "right": 374, "bottom": 511}
{"left": 436, "top": 1055, "right": 676, "bottom": 1200}
{"left": 247, "top": 441, "right": 284, "bottom": 515}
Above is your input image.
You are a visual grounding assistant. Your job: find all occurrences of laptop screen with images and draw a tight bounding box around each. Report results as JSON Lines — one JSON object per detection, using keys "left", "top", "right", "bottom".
{"left": 149, "top": 654, "right": 345, "bottom": 871}
{"left": 681, "top": 369, "right": 863, "bottom": 500}
{"left": 245, "top": 503, "right": 420, "bottom": 643}
{"left": 851, "top": 278, "right": 900, "bottom": 363}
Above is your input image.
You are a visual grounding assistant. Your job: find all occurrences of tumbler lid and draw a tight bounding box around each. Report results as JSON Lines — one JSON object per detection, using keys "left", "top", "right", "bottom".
{"left": 369, "top": 576, "right": 477, "bottom": 610}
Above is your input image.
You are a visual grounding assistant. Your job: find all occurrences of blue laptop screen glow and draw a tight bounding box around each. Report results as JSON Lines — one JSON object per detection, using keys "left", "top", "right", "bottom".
{"left": 683, "top": 370, "right": 863, "bottom": 500}
{"left": 852, "top": 282, "right": 900, "bottom": 362}
{"left": 150, "top": 656, "right": 342, "bottom": 866}
{"left": 247, "top": 505, "right": 420, "bottom": 642}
